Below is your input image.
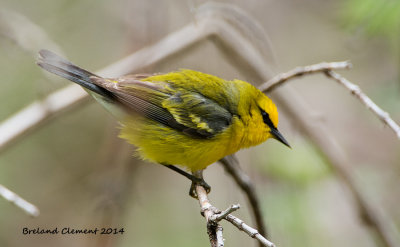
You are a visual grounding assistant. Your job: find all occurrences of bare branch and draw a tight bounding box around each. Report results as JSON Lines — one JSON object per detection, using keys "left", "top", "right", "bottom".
{"left": 259, "top": 61, "right": 352, "bottom": 93}
{"left": 0, "top": 184, "right": 39, "bottom": 217}
{"left": 194, "top": 171, "right": 275, "bottom": 247}
{"left": 259, "top": 61, "right": 400, "bottom": 140}
{"left": 324, "top": 70, "right": 400, "bottom": 139}
{"left": 195, "top": 182, "right": 223, "bottom": 247}
{"left": 0, "top": 85, "right": 89, "bottom": 152}
{"left": 0, "top": 8, "right": 63, "bottom": 55}
{"left": 209, "top": 10, "right": 399, "bottom": 246}
{"left": 0, "top": 18, "right": 215, "bottom": 154}
{"left": 255, "top": 60, "right": 399, "bottom": 246}
{"left": 1, "top": 3, "right": 397, "bottom": 246}
{"left": 219, "top": 155, "right": 267, "bottom": 240}
{"left": 196, "top": 184, "right": 215, "bottom": 221}
{"left": 224, "top": 214, "right": 275, "bottom": 247}
{"left": 210, "top": 204, "right": 240, "bottom": 222}
{"left": 266, "top": 86, "right": 399, "bottom": 247}
{"left": 215, "top": 225, "right": 224, "bottom": 247}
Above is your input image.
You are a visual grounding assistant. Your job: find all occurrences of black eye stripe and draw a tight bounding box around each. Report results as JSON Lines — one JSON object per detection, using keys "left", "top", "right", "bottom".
{"left": 260, "top": 108, "right": 276, "bottom": 129}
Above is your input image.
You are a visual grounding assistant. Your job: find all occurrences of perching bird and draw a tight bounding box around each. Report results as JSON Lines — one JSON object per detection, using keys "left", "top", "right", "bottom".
{"left": 37, "top": 50, "right": 289, "bottom": 196}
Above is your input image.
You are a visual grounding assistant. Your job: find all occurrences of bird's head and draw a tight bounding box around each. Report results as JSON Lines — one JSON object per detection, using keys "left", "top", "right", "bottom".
{"left": 237, "top": 84, "right": 290, "bottom": 148}
{"left": 256, "top": 94, "right": 290, "bottom": 148}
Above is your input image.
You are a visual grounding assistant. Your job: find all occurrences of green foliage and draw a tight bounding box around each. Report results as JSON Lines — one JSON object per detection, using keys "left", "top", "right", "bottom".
{"left": 342, "top": 0, "right": 400, "bottom": 39}
{"left": 370, "top": 79, "right": 400, "bottom": 113}
{"left": 263, "top": 187, "right": 312, "bottom": 246}
{"left": 254, "top": 140, "right": 331, "bottom": 185}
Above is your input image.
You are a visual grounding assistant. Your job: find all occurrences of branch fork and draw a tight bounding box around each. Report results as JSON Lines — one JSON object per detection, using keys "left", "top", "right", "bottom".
{"left": 1, "top": 3, "right": 399, "bottom": 247}
{"left": 195, "top": 177, "right": 275, "bottom": 247}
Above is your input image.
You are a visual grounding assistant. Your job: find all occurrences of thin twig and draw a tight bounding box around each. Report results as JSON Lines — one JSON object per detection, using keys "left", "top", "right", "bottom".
{"left": 209, "top": 10, "right": 398, "bottom": 245}
{"left": 1, "top": 3, "right": 397, "bottom": 246}
{"left": 260, "top": 61, "right": 400, "bottom": 140}
{"left": 0, "top": 8, "right": 64, "bottom": 56}
{"left": 210, "top": 204, "right": 240, "bottom": 222}
{"left": 259, "top": 61, "right": 352, "bottom": 93}
{"left": 194, "top": 170, "right": 223, "bottom": 247}
{"left": 260, "top": 74, "right": 399, "bottom": 247}
{"left": 219, "top": 155, "right": 267, "bottom": 239}
{"left": 195, "top": 13, "right": 400, "bottom": 246}
{"left": 215, "top": 225, "right": 224, "bottom": 247}
{"left": 0, "top": 18, "right": 215, "bottom": 153}
{"left": 195, "top": 180, "right": 275, "bottom": 247}
{"left": 195, "top": 181, "right": 222, "bottom": 247}
{"left": 0, "top": 184, "right": 39, "bottom": 217}
{"left": 224, "top": 214, "right": 275, "bottom": 247}
{"left": 0, "top": 86, "right": 90, "bottom": 152}
{"left": 324, "top": 70, "right": 400, "bottom": 139}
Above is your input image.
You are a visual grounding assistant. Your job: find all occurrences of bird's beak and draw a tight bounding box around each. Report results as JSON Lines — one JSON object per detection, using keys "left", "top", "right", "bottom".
{"left": 270, "top": 128, "right": 291, "bottom": 148}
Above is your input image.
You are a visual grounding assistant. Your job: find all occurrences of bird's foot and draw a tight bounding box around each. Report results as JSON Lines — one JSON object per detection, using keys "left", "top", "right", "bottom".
{"left": 164, "top": 165, "right": 211, "bottom": 198}
{"left": 189, "top": 177, "right": 211, "bottom": 198}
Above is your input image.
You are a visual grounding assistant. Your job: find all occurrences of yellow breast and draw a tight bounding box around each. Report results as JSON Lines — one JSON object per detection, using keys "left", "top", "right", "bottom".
{"left": 119, "top": 116, "right": 247, "bottom": 171}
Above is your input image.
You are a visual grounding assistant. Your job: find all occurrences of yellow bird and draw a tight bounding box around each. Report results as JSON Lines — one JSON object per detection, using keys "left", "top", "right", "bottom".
{"left": 37, "top": 50, "right": 289, "bottom": 196}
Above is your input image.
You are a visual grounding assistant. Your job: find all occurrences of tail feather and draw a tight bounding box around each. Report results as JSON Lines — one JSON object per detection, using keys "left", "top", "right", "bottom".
{"left": 37, "top": 50, "right": 112, "bottom": 98}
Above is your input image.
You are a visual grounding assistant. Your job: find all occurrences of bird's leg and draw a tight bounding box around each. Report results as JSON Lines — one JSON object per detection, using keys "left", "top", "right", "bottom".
{"left": 190, "top": 170, "right": 211, "bottom": 198}
{"left": 164, "top": 165, "right": 211, "bottom": 198}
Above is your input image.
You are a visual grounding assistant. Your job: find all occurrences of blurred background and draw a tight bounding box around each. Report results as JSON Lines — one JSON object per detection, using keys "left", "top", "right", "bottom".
{"left": 0, "top": 0, "right": 399, "bottom": 247}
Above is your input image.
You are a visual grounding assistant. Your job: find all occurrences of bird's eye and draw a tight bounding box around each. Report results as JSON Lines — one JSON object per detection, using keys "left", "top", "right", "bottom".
{"left": 260, "top": 109, "right": 276, "bottom": 129}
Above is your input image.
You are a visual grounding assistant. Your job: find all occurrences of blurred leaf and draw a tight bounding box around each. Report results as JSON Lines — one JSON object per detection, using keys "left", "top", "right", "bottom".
{"left": 263, "top": 186, "right": 312, "bottom": 246}
{"left": 254, "top": 140, "right": 331, "bottom": 185}
{"left": 369, "top": 79, "right": 400, "bottom": 113}
{"left": 341, "top": 0, "right": 400, "bottom": 39}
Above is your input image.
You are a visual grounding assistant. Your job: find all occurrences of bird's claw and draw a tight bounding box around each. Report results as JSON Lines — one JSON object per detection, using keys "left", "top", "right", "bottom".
{"left": 189, "top": 178, "right": 211, "bottom": 198}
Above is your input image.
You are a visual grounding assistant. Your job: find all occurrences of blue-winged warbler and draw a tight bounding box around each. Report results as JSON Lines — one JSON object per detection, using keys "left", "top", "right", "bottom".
{"left": 37, "top": 50, "right": 289, "bottom": 191}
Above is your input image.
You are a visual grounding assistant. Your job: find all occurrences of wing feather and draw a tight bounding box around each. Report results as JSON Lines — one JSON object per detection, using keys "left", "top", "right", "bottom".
{"left": 92, "top": 77, "right": 233, "bottom": 138}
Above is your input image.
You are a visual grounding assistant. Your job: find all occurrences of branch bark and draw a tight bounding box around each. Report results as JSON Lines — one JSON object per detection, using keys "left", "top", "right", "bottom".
{"left": 324, "top": 70, "right": 400, "bottom": 139}
{"left": 194, "top": 171, "right": 275, "bottom": 247}
{"left": 1, "top": 3, "right": 398, "bottom": 246}
{"left": 258, "top": 61, "right": 400, "bottom": 140}
{"left": 219, "top": 155, "right": 267, "bottom": 239}
{"left": 0, "top": 184, "right": 39, "bottom": 217}
{"left": 258, "top": 64, "right": 399, "bottom": 247}
{"left": 0, "top": 18, "right": 215, "bottom": 153}
{"left": 259, "top": 61, "right": 352, "bottom": 93}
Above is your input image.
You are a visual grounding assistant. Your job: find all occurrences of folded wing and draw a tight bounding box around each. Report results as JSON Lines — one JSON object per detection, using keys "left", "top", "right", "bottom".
{"left": 92, "top": 76, "right": 233, "bottom": 138}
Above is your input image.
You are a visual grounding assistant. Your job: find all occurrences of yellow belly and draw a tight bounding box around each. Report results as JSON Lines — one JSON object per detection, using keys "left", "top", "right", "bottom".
{"left": 119, "top": 117, "right": 244, "bottom": 171}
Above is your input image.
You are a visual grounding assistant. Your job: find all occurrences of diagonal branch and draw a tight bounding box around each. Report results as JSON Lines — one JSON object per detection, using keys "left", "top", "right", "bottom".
{"left": 259, "top": 61, "right": 352, "bottom": 93}
{"left": 219, "top": 155, "right": 267, "bottom": 238}
{"left": 195, "top": 184, "right": 224, "bottom": 247}
{"left": 224, "top": 214, "right": 275, "bottom": 247}
{"left": 194, "top": 171, "right": 275, "bottom": 247}
{"left": 0, "top": 184, "right": 39, "bottom": 217}
{"left": 324, "top": 70, "right": 400, "bottom": 139}
{"left": 0, "top": 18, "right": 215, "bottom": 154}
{"left": 202, "top": 8, "right": 399, "bottom": 246}
{"left": 258, "top": 66, "right": 399, "bottom": 247}
{"left": 1, "top": 3, "right": 398, "bottom": 247}
{"left": 259, "top": 61, "right": 400, "bottom": 140}
{"left": 0, "top": 8, "right": 64, "bottom": 56}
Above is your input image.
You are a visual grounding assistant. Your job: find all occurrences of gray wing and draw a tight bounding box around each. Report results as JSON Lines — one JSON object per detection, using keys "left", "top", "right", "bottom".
{"left": 91, "top": 77, "right": 233, "bottom": 138}
{"left": 37, "top": 50, "right": 232, "bottom": 139}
